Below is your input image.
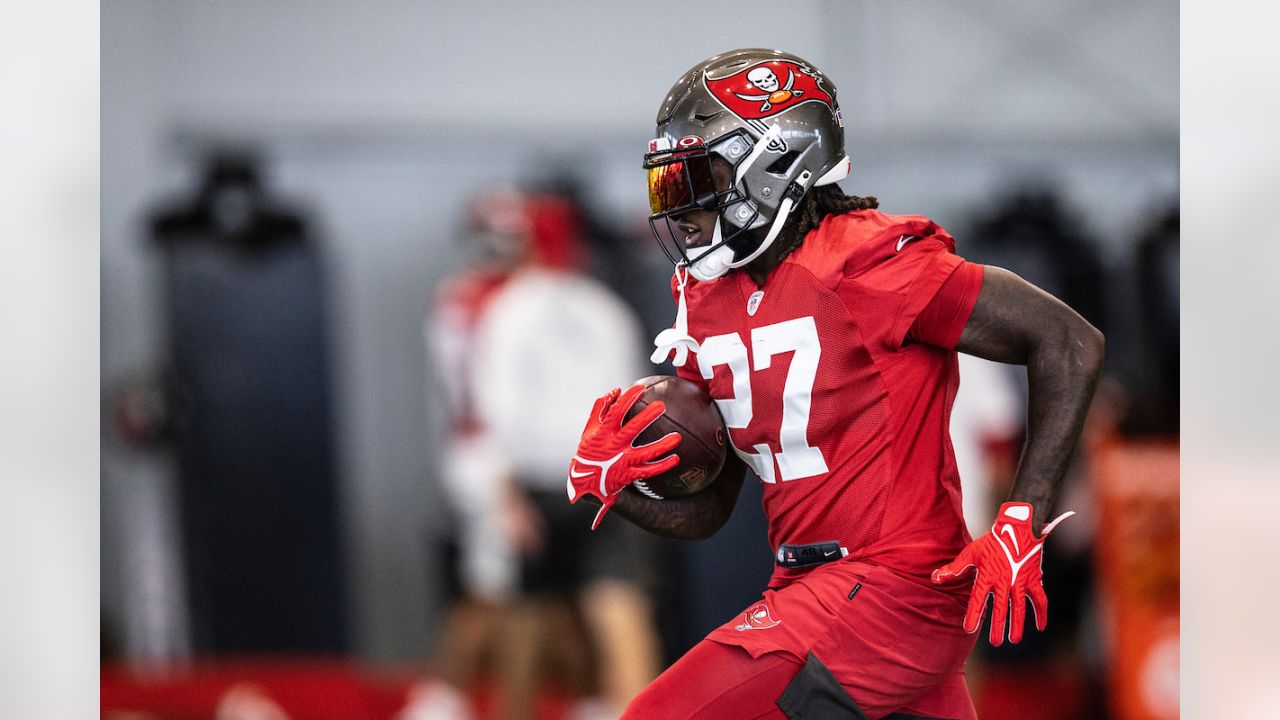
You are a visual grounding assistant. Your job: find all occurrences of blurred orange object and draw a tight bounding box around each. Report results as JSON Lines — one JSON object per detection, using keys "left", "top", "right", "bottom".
{"left": 1093, "top": 439, "right": 1180, "bottom": 720}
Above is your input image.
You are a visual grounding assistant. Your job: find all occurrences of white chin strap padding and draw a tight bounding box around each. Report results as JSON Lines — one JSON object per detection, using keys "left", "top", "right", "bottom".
{"left": 688, "top": 218, "right": 733, "bottom": 281}
{"left": 689, "top": 245, "right": 734, "bottom": 281}
{"left": 688, "top": 192, "right": 795, "bottom": 281}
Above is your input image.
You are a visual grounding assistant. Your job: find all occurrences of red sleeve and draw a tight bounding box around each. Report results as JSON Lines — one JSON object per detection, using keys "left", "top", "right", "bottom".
{"left": 835, "top": 227, "right": 974, "bottom": 352}
{"left": 907, "top": 261, "right": 984, "bottom": 349}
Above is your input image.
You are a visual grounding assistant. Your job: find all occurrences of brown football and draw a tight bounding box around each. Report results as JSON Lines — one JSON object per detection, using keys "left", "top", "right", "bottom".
{"left": 624, "top": 375, "right": 727, "bottom": 499}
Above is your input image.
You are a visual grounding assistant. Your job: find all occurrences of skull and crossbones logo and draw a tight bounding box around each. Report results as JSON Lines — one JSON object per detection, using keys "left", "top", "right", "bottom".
{"left": 734, "top": 66, "right": 805, "bottom": 112}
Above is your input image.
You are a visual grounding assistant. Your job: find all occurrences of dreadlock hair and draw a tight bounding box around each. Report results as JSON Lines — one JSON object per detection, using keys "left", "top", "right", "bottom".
{"left": 772, "top": 184, "right": 879, "bottom": 260}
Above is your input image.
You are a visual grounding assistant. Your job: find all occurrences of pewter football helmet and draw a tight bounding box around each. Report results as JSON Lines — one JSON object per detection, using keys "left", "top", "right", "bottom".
{"left": 644, "top": 49, "right": 851, "bottom": 280}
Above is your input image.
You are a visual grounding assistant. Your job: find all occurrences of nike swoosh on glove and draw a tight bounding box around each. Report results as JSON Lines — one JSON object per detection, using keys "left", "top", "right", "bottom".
{"left": 567, "top": 384, "right": 681, "bottom": 530}
{"left": 931, "top": 501, "right": 1074, "bottom": 646}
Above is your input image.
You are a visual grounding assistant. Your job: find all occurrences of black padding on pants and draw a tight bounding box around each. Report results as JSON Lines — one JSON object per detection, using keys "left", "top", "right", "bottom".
{"left": 776, "top": 651, "right": 868, "bottom": 719}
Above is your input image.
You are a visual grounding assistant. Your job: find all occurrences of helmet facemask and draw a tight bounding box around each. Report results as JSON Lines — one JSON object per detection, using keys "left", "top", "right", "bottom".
{"left": 645, "top": 128, "right": 799, "bottom": 281}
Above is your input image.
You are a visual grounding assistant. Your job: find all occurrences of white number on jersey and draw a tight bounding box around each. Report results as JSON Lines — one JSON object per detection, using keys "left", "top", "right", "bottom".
{"left": 697, "top": 317, "right": 829, "bottom": 483}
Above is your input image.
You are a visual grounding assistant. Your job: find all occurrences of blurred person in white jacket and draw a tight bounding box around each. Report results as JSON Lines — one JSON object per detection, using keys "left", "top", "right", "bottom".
{"left": 408, "top": 188, "right": 661, "bottom": 720}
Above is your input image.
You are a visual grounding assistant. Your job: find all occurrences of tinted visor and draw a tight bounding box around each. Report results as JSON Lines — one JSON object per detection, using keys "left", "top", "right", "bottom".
{"left": 645, "top": 148, "right": 718, "bottom": 216}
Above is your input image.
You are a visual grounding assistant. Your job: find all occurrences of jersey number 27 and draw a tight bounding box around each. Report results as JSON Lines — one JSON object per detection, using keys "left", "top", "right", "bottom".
{"left": 696, "top": 316, "right": 829, "bottom": 484}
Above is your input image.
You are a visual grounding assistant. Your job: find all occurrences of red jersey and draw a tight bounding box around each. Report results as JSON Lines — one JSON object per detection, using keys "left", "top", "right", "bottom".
{"left": 673, "top": 209, "right": 984, "bottom": 589}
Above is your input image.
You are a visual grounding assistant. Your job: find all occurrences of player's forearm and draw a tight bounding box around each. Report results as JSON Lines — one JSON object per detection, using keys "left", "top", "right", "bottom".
{"left": 591, "top": 456, "right": 747, "bottom": 540}
{"left": 1008, "top": 315, "right": 1104, "bottom": 527}
{"left": 955, "top": 266, "right": 1104, "bottom": 528}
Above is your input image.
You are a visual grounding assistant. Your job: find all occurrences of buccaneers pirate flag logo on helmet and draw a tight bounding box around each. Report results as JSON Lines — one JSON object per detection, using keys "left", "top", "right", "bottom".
{"left": 705, "top": 60, "right": 836, "bottom": 121}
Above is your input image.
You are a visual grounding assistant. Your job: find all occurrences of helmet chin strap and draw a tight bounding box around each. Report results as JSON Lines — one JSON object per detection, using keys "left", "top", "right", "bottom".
{"left": 650, "top": 263, "right": 700, "bottom": 367}
{"left": 681, "top": 124, "right": 788, "bottom": 282}
{"left": 650, "top": 196, "right": 796, "bottom": 365}
{"left": 688, "top": 168, "right": 813, "bottom": 280}
{"left": 724, "top": 192, "right": 797, "bottom": 269}
{"left": 686, "top": 218, "right": 731, "bottom": 282}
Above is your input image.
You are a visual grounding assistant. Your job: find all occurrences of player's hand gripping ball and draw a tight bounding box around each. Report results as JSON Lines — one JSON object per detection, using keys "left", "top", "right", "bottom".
{"left": 567, "top": 378, "right": 726, "bottom": 530}
{"left": 624, "top": 375, "right": 726, "bottom": 500}
{"left": 567, "top": 384, "right": 681, "bottom": 530}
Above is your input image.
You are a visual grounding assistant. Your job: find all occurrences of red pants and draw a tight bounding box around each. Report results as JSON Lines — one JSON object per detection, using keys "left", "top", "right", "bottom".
{"left": 624, "top": 562, "right": 977, "bottom": 719}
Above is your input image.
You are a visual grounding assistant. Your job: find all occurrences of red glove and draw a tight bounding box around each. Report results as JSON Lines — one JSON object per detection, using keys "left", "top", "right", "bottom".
{"left": 567, "top": 385, "right": 681, "bottom": 530}
{"left": 931, "top": 502, "right": 1074, "bottom": 646}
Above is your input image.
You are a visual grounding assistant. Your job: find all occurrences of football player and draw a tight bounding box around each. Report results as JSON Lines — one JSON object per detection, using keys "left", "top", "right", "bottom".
{"left": 566, "top": 49, "right": 1104, "bottom": 719}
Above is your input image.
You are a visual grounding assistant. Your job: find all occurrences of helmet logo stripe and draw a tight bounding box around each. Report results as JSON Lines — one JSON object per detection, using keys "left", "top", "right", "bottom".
{"left": 704, "top": 60, "right": 835, "bottom": 123}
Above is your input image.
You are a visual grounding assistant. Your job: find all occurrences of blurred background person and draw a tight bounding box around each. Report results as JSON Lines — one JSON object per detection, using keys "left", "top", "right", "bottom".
{"left": 467, "top": 189, "right": 663, "bottom": 720}
{"left": 407, "top": 188, "right": 528, "bottom": 720}
{"left": 408, "top": 187, "right": 663, "bottom": 720}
